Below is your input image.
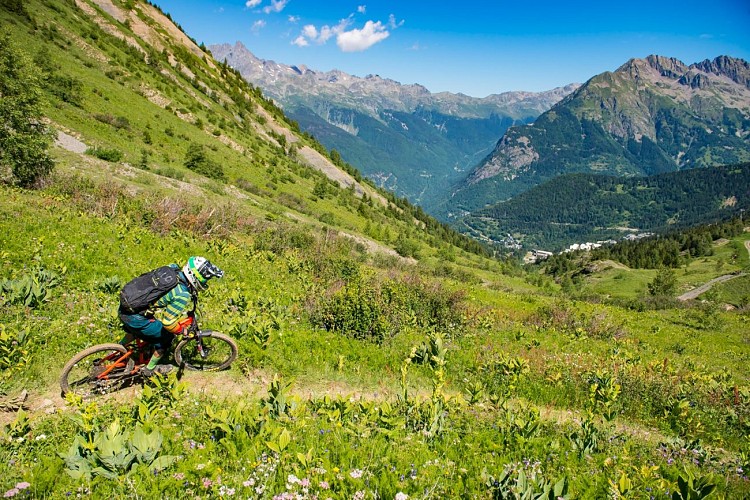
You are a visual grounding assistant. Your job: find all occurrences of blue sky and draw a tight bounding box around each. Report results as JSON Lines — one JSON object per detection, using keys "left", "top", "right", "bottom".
{"left": 153, "top": 0, "right": 750, "bottom": 97}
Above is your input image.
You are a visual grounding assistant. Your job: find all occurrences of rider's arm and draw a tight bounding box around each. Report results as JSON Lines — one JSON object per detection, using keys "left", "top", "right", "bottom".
{"left": 154, "top": 284, "right": 193, "bottom": 333}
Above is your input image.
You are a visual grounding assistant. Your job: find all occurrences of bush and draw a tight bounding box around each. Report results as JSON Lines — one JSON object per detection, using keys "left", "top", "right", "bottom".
{"left": 94, "top": 113, "right": 130, "bottom": 130}
{"left": 86, "top": 147, "right": 123, "bottom": 162}
{"left": 309, "top": 274, "right": 467, "bottom": 341}
{"left": 184, "top": 143, "right": 225, "bottom": 181}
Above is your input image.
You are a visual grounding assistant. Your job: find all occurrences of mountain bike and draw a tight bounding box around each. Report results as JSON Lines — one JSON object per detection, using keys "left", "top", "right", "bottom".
{"left": 60, "top": 313, "right": 238, "bottom": 398}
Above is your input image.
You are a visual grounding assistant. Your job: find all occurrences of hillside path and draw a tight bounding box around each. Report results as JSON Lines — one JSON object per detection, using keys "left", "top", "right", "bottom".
{"left": 676, "top": 237, "right": 750, "bottom": 301}
{"left": 677, "top": 273, "right": 746, "bottom": 301}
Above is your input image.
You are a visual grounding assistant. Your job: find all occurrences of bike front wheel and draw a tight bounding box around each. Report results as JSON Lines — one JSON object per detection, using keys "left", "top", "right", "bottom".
{"left": 60, "top": 343, "right": 135, "bottom": 398}
{"left": 174, "top": 331, "right": 237, "bottom": 371}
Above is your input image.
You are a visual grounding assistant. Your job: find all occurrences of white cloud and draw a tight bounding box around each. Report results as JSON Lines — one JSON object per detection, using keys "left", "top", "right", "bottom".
{"left": 336, "top": 20, "right": 389, "bottom": 52}
{"left": 263, "top": 0, "right": 288, "bottom": 14}
{"left": 357, "top": 5, "right": 366, "bottom": 14}
{"left": 245, "top": 0, "right": 261, "bottom": 7}
{"left": 251, "top": 19, "right": 266, "bottom": 33}
{"left": 293, "top": 18, "right": 350, "bottom": 47}
{"left": 302, "top": 24, "right": 318, "bottom": 39}
{"left": 288, "top": 15, "right": 300, "bottom": 23}
{"left": 292, "top": 12, "right": 400, "bottom": 52}
{"left": 292, "top": 35, "right": 308, "bottom": 47}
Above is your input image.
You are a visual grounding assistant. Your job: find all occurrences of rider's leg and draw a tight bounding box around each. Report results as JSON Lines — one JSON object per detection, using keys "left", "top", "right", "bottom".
{"left": 144, "top": 329, "right": 174, "bottom": 370}
{"left": 145, "top": 348, "right": 165, "bottom": 370}
{"left": 119, "top": 313, "right": 170, "bottom": 368}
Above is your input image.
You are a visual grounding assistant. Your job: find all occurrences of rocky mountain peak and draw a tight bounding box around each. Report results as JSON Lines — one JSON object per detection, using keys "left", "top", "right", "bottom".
{"left": 692, "top": 55, "right": 750, "bottom": 88}
{"left": 615, "top": 55, "right": 688, "bottom": 80}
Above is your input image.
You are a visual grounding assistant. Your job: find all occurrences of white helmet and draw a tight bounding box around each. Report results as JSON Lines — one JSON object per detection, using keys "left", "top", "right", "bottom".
{"left": 183, "top": 256, "right": 224, "bottom": 291}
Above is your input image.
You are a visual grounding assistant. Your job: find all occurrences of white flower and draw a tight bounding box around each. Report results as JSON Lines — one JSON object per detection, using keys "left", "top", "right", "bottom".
{"left": 395, "top": 493, "right": 409, "bottom": 500}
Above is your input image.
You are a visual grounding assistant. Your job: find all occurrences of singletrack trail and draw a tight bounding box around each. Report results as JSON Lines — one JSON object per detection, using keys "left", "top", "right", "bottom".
{"left": 1, "top": 368, "right": 677, "bottom": 454}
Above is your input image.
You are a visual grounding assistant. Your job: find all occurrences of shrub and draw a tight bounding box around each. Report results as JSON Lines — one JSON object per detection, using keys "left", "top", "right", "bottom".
{"left": 86, "top": 146, "right": 123, "bottom": 162}
{"left": 184, "top": 143, "right": 225, "bottom": 181}
{"left": 94, "top": 113, "right": 130, "bottom": 130}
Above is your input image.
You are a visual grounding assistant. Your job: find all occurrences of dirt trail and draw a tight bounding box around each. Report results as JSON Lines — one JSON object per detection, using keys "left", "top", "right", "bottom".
{"left": 677, "top": 272, "right": 746, "bottom": 301}
{"left": 2, "top": 369, "right": 675, "bottom": 452}
{"left": 676, "top": 238, "right": 750, "bottom": 301}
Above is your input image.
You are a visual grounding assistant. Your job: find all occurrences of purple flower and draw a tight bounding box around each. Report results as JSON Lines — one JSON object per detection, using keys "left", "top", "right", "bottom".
{"left": 3, "top": 489, "right": 19, "bottom": 498}
{"left": 349, "top": 469, "right": 363, "bottom": 479}
{"left": 14, "top": 484, "right": 29, "bottom": 491}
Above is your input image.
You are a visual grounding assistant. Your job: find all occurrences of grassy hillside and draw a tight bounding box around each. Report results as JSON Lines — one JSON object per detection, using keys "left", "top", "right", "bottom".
{"left": 1, "top": 1, "right": 750, "bottom": 498}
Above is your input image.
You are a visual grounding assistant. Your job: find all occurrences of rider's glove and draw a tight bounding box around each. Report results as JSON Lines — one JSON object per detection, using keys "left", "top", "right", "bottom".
{"left": 175, "top": 316, "right": 194, "bottom": 334}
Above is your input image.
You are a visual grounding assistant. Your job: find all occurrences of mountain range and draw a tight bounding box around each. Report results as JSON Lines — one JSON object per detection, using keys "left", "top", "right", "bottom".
{"left": 442, "top": 55, "right": 750, "bottom": 218}
{"left": 209, "top": 42, "right": 579, "bottom": 208}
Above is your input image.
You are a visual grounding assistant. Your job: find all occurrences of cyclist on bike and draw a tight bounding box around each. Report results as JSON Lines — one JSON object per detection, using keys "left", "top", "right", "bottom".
{"left": 118, "top": 256, "right": 224, "bottom": 376}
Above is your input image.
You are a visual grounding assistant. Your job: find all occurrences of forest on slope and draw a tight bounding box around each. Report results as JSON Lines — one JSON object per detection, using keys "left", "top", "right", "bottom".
{"left": 460, "top": 162, "right": 750, "bottom": 251}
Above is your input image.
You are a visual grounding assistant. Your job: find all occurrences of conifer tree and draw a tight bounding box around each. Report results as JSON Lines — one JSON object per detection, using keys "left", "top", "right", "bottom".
{"left": 0, "top": 32, "right": 54, "bottom": 187}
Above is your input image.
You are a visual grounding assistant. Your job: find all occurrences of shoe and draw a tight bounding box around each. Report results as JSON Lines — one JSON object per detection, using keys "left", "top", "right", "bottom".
{"left": 140, "top": 365, "right": 173, "bottom": 377}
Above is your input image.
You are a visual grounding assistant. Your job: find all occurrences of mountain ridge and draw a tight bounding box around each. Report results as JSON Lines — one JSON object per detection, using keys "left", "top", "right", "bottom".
{"left": 442, "top": 54, "right": 750, "bottom": 217}
{"left": 208, "top": 41, "right": 579, "bottom": 206}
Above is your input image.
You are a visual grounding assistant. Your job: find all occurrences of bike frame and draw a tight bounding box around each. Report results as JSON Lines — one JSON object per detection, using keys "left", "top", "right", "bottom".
{"left": 95, "top": 338, "right": 152, "bottom": 381}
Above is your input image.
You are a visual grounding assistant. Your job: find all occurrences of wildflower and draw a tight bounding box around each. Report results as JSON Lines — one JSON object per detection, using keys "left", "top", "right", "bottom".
{"left": 34, "top": 434, "right": 46, "bottom": 441}
{"left": 300, "top": 478, "right": 310, "bottom": 488}
{"left": 243, "top": 479, "right": 255, "bottom": 487}
{"left": 202, "top": 478, "right": 213, "bottom": 488}
{"left": 395, "top": 493, "right": 409, "bottom": 500}
{"left": 319, "top": 481, "right": 330, "bottom": 490}
{"left": 350, "top": 469, "right": 364, "bottom": 479}
{"left": 14, "top": 484, "right": 29, "bottom": 491}
{"left": 219, "top": 485, "right": 235, "bottom": 496}
{"left": 288, "top": 474, "right": 300, "bottom": 485}
{"left": 196, "top": 463, "right": 206, "bottom": 470}
{"left": 173, "top": 473, "right": 186, "bottom": 481}
{"left": 4, "top": 489, "right": 19, "bottom": 498}
{"left": 353, "top": 491, "right": 365, "bottom": 500}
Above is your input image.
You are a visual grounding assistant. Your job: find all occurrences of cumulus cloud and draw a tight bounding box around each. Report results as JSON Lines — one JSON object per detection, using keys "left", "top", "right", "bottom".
{"left": 263, "top": 0, "right": 288, "bottom": 14}
{"left": 245, "top": 0, "right": 261, "bottom": 7}
{"left": 293, "top": 18, "right": 350, "bottom": 47}
{"left": 292, "top": 11, "right": 401, "bottom": 52}
{"left": 357, "top": 5, "right": 366, "bottom": 14}
{"left": 292, "top": 35, "right": 308, "bottom": 47}
{"left": 337, "top": 20, "right": 389, "bottom": 52}
{"left": 288, "top": 15, "right": 300, "bottom": 23}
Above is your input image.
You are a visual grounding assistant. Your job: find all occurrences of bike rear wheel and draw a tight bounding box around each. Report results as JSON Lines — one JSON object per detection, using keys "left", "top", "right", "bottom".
{"left": 174, "top": 331, "right": 237, "bottom": 371}
{"left": 60, "top": 343, "right": 135, "bottom": 398}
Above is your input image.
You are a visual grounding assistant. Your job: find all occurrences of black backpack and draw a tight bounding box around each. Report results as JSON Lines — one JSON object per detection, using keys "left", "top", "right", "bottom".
{"left": 119, "top": 266, "right": 180, "bottom": 314}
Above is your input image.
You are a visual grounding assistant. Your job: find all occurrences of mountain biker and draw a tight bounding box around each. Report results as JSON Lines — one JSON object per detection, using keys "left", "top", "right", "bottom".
{"left": 118, "top": 256, "right": 224, "bottom": 376}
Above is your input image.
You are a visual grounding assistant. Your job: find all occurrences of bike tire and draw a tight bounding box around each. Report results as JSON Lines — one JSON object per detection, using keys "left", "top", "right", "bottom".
{"left": 174, "top": 331, "right": 237, "bottom": 371}
{"left": 60, "top": 343, "right": 135, "bottom": 398}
